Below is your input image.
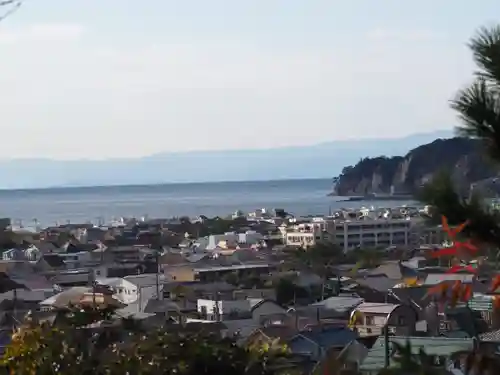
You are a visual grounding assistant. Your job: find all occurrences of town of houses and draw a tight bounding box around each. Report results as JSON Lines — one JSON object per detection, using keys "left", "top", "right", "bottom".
{"left": 0, "top": 206, "right": 496, "bottom": 374}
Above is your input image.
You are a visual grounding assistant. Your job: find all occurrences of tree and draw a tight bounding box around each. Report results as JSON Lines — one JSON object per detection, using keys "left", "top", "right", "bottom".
{"left": 417, "top": 24, "right": 500, "bottom": 375}
{"left": 419, "top": 25, "right": 500, "bottom": 247}
{"left": 1, "top": 306, "right": 295, "bottom": 375}
{"left": 274, "top": 278, "right": 309, "bottom": 306}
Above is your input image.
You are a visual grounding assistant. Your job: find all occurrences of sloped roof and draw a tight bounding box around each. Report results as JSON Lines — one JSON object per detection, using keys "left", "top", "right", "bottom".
{"left": 389, "top": 286, "right": 431, "bottom": 309}
{"left": 42, "top": 254, "right": 65, "bottom": 268}
{"left": 311, "top": 296, "right": 364, "bottom": 313}
{"left": 143, "top": 298, "right": 181, "bottom": 314}
{"left": 423, "top": 274, "right": 475, "bottom": 285}
{"left": 0, "top": 289, "right": 53, "bottom": 303}
{"left": 0, "top": 273, "right": 24, "bottom": 293}
{"left": 354, "top": 302, "right": 399, "bottom": 315}
{"left": 354, "top": 276, "right": 399, "bottom": 293}
{"left": 360, "top": 336, "right": 474, "bottom": 371}
{"left": 337, "top": 339, "right": 369, "bottom": 365}
{"left": 291, "top": 326, "right": 357, "bottom": 350}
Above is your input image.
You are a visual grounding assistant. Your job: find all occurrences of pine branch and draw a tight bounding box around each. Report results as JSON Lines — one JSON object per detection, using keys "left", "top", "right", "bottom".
{"left": 451, "top": 25, "right": 500, "bottom": 164}
{"left": 469, "top": 25, "right": 500, "bottom": 85}
{"left": 418, "top": 172, "right": 500, "bottom": 246}
{"left": 0, "top": 0, "right": 22, "bottom": 22}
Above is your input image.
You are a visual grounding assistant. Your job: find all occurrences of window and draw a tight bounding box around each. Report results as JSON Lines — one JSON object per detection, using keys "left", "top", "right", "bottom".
{"left": 365, "top": 316, "right": 374, "bottom": 325}
{"left": 397, "top": 316, "right": 405, "bottom": 325}
{"left": 200, "top": 306, "right": 208, "bottom": 318}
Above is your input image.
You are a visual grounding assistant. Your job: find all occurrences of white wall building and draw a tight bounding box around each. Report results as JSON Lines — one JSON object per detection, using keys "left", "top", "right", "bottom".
{"left": 197, "top": 298, "right": 286, "bottom": 323}
{"left": 196, "top": 231, "right": 264, "bottom": 251}
{"left": 283, "top": 221, "right": 326, "bottom": 248}
{"left": 326, "top": 217, "right": 423, "bottom": 252}
{"left": 197, "top": 298, "right": 252, "bottom": 320}
{"left": 96, "top": 277, "right": 139, "bottom": 304}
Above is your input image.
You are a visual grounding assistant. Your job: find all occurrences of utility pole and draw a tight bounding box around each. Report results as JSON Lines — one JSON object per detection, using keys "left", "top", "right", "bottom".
{"left": 88, "top": 270, "right": 96, "bottom": 309}
{"left": 214, "top": 292, "right": 220, "bottom": 321}
{"left": 12, "top": 288, "right": 17, "bottom": 330}
{"left": 384, "top": 324, "right": 390, "bottom": 368}
{"left": 155, "top": 250, "right": 160, "bottom": 300}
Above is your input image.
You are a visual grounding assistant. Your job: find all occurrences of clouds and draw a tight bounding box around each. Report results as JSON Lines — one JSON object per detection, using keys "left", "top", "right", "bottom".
{"left": 0, "top": 19, "right": 473, "bottom": 160}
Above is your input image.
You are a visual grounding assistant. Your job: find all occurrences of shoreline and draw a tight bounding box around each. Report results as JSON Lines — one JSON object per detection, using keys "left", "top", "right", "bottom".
{"left": 328, "top": 193, "right": 416, "bottom": 202}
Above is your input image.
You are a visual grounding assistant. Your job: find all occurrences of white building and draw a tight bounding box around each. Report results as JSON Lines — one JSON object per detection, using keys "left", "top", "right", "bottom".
{"left": 195, "top": 231, "right": 264, "bottom": 251}
{"left": 283, "top": 221, "right": 325, "bottom": 248}
{"left": 197, "top": 298, "right": 285, "bottom": 322}
{"left": 326, "top": 217, "right": 422, "bottom": 252}
{"left": 95, "top": 277, "right": 139, "bottom": 304}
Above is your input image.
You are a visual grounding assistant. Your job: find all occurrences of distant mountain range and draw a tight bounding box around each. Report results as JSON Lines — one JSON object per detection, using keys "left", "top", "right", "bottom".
{"left": 0, "top": 129, "right": 454, "bottom": 189}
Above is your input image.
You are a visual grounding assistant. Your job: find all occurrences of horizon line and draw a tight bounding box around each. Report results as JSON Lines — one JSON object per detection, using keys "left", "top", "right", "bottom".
{"left": 0, "top": 177, "right": 334, "bottom": 193}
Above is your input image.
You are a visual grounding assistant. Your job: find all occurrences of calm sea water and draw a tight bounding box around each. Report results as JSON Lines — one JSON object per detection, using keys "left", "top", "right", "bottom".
{"left": 0, "top": 179, "right": 416, "bottom": 228}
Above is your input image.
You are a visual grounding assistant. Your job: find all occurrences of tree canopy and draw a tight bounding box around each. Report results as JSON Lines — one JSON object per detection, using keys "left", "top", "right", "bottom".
{"left": 419, "top": 25, "right": 500, "bottom": 248}
{"left": 0, "top": 306, "right": 294, "bottom": 375}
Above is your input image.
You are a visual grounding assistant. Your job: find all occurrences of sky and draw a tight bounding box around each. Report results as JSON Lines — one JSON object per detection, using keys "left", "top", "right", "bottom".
{"left": 0, "top": 0, "right": 498, "bottom": 160}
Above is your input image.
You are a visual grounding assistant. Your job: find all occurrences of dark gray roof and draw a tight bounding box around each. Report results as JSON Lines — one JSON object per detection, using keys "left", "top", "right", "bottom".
{"left": 291, "top": 326, "right": 357, "bottom": 350}
{"left": 124, "top": 274, "right": 166, "bottom": 288}
{"left": 0, "top": 289, "right": 54, "bottom": 303}
{"left": 42, "top": 254, "right": 65, "bottom": 268}
{"left": 354, "top": 276, "right": 399, "bottom": 292}
{"left": 143, "top": 299, "right": 181, "bottom": 314}
{"left": 389, "top": 286, "right": 430, "bottom": 309}
{"left": 310, "top": 296, "right": 363, "bottom": 312}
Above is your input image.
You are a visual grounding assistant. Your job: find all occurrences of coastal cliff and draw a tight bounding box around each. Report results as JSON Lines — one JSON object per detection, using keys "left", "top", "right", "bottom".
{"left": 332, "top": 137, "right": 498, "bottom": 196}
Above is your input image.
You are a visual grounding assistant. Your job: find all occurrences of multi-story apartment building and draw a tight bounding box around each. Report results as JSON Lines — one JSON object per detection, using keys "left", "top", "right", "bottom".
{"left": 326, "top": 217, "right": 421, "bottom": 252}
{"left": 281, "top": 219, "right": 326, "bottom": 248}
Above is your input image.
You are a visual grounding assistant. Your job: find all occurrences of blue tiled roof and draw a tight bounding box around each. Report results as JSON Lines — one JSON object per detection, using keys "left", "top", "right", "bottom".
{"left": 298, "top": 326, "right": 357, "bottom": 349}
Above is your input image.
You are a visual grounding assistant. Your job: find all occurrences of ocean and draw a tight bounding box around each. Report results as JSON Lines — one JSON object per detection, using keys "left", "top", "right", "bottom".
{"left": 0, "top": 179, "right": 416, "bottom": 228}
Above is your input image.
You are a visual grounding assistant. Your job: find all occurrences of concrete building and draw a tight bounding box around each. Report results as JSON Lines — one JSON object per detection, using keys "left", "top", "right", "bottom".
{"left": 197, "top": 298, "right": 285, "bottom": 322}
{"left": 326, "top": 217, "right": 421, "bottom": 252}
{"left": 282, "top": 221, "right": 326, "bottom": 248}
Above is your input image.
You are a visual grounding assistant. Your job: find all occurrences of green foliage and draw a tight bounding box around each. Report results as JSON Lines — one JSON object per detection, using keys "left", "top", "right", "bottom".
{"left": 416, "top": 24, "right": 500, "bottom": 374}
{"left": 177, "top": 216, "right": 250, "bottom": 237}
{"left": 274, "top": 278, "right": 309, "bottom": 305}
{"left": 1, "top": 307, "right": 294, "bottom": 375}
{"left": 419, "top": 171, "right": 500, "bottom": 245}
{"left": 378, "top": 341, "right": 449, "bottom": 375}
{"left": 419, "top": 25, "right": 500, "bottom": 247}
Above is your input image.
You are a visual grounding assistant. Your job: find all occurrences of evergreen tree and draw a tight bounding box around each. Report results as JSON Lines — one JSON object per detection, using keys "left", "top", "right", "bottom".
{"left": 419, "top": 25, "right": 500, "bottom": 246}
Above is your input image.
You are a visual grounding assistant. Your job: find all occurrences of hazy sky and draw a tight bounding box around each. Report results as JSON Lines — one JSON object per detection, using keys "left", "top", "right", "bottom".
{"left": 0, "top": 0, "right": 497, "bottom": 160}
